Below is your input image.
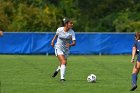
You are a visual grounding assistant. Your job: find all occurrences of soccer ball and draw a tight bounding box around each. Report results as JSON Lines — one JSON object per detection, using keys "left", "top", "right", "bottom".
{"left": 87, "top": 74, "right": 96, "bottom": 83}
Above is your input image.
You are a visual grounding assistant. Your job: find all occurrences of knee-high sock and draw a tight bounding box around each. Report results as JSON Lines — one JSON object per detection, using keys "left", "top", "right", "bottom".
{"left": 60, "top": 64, "right": 66, "bottom": 79}
{"left": 132, "top": 73, "right": 137, "bottom": 86}
{"left": 56, "top": 66, "right": 60, "bottom": 72}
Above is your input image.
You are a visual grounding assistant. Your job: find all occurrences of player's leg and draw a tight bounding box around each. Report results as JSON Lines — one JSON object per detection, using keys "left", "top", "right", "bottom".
{"left": 52, "top": 65, "right": 61, "bottom": 77}
{"left": 52, "top": 49, "right": 62, "bottom": 77}
{"left": 130, "top": 62, "right": 140, "bottom": 91}
{"left": 57, "top": 55, "right": 67, "bottom": 81}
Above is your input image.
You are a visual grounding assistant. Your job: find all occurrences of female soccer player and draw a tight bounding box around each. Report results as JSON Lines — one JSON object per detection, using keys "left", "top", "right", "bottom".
{"left": 130, "top": 32, "right": 140, "bottom": 91}
{"left": 51, "top": 18, "right": 76, "bottom": 81}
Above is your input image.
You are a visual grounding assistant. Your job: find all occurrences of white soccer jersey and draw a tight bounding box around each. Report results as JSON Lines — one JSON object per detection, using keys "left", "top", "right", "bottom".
{"left": 54, "top": 27, "right": 76, "bottom": 57}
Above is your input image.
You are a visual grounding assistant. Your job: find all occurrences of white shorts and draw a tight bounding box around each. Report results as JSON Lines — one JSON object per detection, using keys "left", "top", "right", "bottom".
{"left": 55, "top": 48, "right": 69, "bottom": 58}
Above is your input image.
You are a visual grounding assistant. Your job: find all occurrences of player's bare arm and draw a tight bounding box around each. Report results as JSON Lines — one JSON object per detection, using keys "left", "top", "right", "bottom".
{"left": 0, "top": 30, "right": 3, "bottom": 36}
{"left": 131, "top": 46, "right": 136, "bottom": 63}
{"left": 51, "top": 35, "right": 58, "bottom": 47}
{"left": 65, "top": 40, "right": 76, "bottom": 48}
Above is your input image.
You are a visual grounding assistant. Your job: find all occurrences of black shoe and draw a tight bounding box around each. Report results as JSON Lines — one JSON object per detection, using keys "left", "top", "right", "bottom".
{"left": 130, "top": 85, "right": 137, "bottom": 91}
{"left": 60, "top": 79, "right": 66, "bottom": 82}
{"left": 52, "top": 71, "right": 58, "bottom": 77}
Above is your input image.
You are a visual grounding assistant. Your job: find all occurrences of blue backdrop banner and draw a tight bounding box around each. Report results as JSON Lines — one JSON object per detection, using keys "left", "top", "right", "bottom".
{"left": 0, "top": 32, "right": 134, "bottom": 55}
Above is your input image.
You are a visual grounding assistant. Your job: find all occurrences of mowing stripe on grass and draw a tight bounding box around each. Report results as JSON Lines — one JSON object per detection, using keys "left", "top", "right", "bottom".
{"left": 14, "top": 55, "right": 45, "bottom": 74}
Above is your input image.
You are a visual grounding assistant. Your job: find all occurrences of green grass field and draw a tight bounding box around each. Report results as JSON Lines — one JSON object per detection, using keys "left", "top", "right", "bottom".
{"left": 0, "top": 55, "right": 139, "bottom": 93}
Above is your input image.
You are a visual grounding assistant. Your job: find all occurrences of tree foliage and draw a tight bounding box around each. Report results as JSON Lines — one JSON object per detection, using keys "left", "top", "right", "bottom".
{"left": 0, "top": 0, "right": 140, "bottom": 32}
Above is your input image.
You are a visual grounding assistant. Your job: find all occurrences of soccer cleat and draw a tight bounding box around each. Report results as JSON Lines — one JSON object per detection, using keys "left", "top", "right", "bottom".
{"left": 52, "top": 71, "right": 58, "bottom": 77}
{"left": 60, "top": 79, "right": 66, "bottom": 82}
{"left": 130, "top": 85, "right": 137, "bottom": 91}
